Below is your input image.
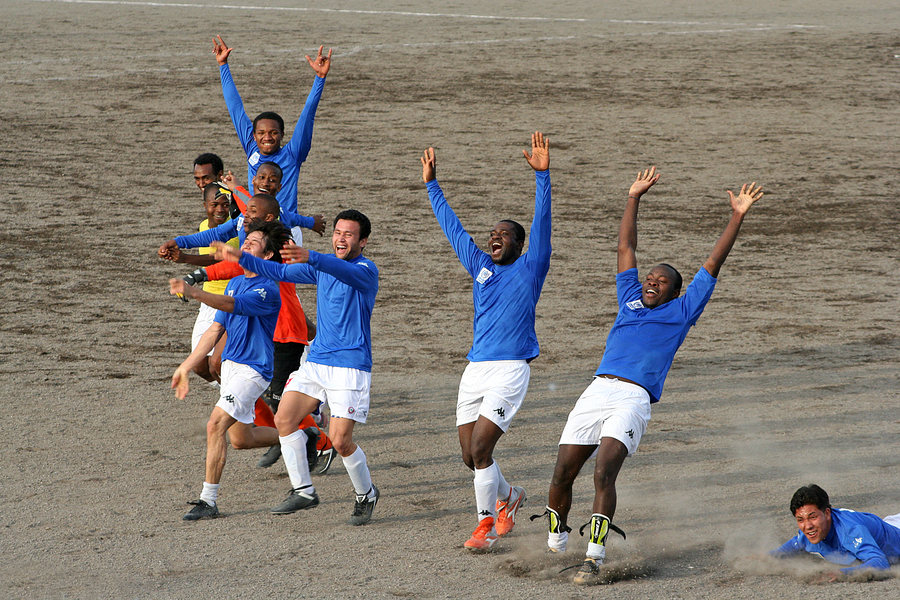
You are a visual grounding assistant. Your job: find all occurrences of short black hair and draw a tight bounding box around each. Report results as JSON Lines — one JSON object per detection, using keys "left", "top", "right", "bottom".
{"left": 790, "top": 484, "right": 831, "bottom": 515}
{"left": 251, "top": 193, "right": 281, "bottom": 219}
{"left": 499, "top": 219, "right": 526, "bottom": 245}
{"left": 253, "top": 111, "right": 285, "bottom": 134}
{"left": 246, "top": 220, "right": 291, "bottom": 263}
{"left": 193, "top": 153, "right": 223, "bottom": 174}
{"left": 202, "top": 182, "right": 232, "bottom": 203}
{"left": 257, "top": 161, "right": 284, "bottom": 182}
{"left": 658, "top": 263, "right": 683, "bottom": 294}
{"left": 335, "top": 209, "right": 371, "bottom": 240}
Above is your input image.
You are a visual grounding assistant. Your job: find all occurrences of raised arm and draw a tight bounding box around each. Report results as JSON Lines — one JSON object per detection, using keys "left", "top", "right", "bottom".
{"left": 702, "top": 182, "right": 763, "bottom": 277}
{"left": 285, "top": 46, "right": 332, "bottom": 169}
{"left": 523, "top": 132, "right": 551, "bottom": 270}
{"left": 618, "top": 166, "right": 660, "bottom": 273}
{"left": 421, "top": 147, "right": 485, "bottom": 277}
{"left": 215, "top": 35, "right": 254, "bottom": 154}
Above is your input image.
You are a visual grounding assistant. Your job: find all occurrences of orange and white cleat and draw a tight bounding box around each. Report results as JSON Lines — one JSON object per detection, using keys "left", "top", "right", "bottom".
{"left": 495, "top": 486, "right": 526, "bottom": 536}
{"left": 464, "top": 517, "right": 499, "bottom": 552}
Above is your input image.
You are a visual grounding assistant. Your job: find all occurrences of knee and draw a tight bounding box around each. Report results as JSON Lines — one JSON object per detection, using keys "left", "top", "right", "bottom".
{"left": 206, "top": 414, "right": 229, "bottom": 439}
{"left": 330, "top": 433, "right": 355, "bottom": 457}
{"left": 592, "top": 462, "right": 618, "bottom": 490}
{"left": 469, "top": 439, "right": 493, "bottom": 468}
{"left": 460, "top": 451, "right": 475, "bottom": 471}
{"left": 550, "top": 460, "right": 578, "bottom": 490}
{"left": 273, "top": 411, "right": 295, "bottom": 433}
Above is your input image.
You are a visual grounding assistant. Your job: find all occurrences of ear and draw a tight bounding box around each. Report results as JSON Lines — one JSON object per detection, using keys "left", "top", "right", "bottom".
{"left": 359, "top": 237, "right": 368, "bottom": 249}
{"left": 264, "top": 214, "right": 276, "bottom": 222}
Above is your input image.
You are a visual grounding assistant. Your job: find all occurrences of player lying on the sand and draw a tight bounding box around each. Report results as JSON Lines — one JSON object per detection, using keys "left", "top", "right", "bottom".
{"left": 212, "top": 34, "right": 328, "bottom": 242}
{"left": 536, "top": 168, "right": 764, "bottom": 584}
{"left": 771, "top": 484, "right": 900, "bottom": 579}
{"left": 212, "top": 209, "right": 380, "bottom": 525}
{"left": 420, "top": 132, "right": 551, "bottom": 552}
{"left": 170, "top": 220, "right": 288, "bottom": 521}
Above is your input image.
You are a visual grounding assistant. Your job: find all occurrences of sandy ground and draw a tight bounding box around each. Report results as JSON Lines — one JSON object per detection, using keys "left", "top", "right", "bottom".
{"left": 1, "top": 1, "right": 898, "bottom": 598}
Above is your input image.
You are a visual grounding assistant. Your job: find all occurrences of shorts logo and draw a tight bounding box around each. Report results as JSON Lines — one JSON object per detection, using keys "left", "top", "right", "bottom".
{"left": 253, "top": 287, "right": 267, "bottom": 300}
{"left": 348, "top": 407, "right": 355, "bottom": 414}
{"left": 249, "top": 152, "right": 260, "bottom": 166}
{"left": 476, "top": 267, "right": 493, "bottom": 285}
{"left": 223, "top": 394, "right": 236, "bottom": 404}
{"left": 494, "top": 407, "right": 505, "bottom": 419}
{"left": 625, "top": 429, "right": 634, "bottom": 439}
{"left": 626, "top": 299, "right": 645, "bottom": 310}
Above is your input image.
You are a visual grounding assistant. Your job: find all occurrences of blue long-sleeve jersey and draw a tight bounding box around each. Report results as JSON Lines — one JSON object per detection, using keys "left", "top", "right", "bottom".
{"left": 220, "top": 64, "right": 324, "bottom": 230}
{"left": 213, "top": 274, "right": 281, "bottom": 380}
{"left": 595, "top": 267, "right": 716, "bottom": 403}
{"left": 238, "top": 250, "right": 378, "bottom": 372}
{"left": 426, "top": 170, "right": 551, "bottom": 362}
{"left": 175, "top": 214, "right": 245, "bottom": 248}
{"left": 773, "top": 508, "right": 900, "bottom": 572}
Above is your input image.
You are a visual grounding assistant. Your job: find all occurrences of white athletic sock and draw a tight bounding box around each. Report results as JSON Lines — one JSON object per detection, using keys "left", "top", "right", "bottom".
{"left": 473, "top": 463, "right": 500, "bottom": 522}
{"left": 586, "top": 542, "right": 606, "bottom": 561}
{"left": 280, "top": 430, "right": 314, "bottom": 493}
{"left": 494, "top": 462, "right": 511, "bottom": 502}
{"left": 342, "top": 446, "right": 373, "bottom": 496}
{"left": 548, "top": 531, "right": 568, "bottom": 552}
{"left": 200, "top": 482, "right": 219, "bottom": 506}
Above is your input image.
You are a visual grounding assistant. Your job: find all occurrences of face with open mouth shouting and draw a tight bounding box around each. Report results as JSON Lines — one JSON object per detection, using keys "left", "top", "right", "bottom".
{"left": 642, "top": 265, "right": 680, "bottom": 307}
{"left": 487, "top": 221, "right": 523, "bottom": 266}
{"left": 332, "top": 218, "right": 367, "bottom": 261}
{"left": 794, "top": 504, "right": 832, "bottom": 545}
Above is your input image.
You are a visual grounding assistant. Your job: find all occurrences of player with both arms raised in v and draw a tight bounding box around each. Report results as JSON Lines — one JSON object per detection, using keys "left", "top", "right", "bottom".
{"left": 537, "top": 167, "right": 764, "bottom": 584}
{"left": 421, "top": 132, "right": 551, "bottom": 551}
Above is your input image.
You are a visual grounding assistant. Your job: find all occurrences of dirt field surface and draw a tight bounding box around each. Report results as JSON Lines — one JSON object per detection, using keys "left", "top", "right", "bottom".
{"left": 1, "top": 1, "right": 898, "bottom": 598}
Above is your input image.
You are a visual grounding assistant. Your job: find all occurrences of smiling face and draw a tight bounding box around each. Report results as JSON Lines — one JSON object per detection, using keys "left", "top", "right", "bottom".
{"left": 203, "top": 193, "right": 230, "bottom": 227}
{"left": 794, "top": 504, "right": 832, "bottom": 545}
{"left": 252, "top": 163, "right": 282, "bottom": 195}
{"left": 253, "top": 118, "right": 283, "bottom": 156}
{"left": 488, "top": 221, "right": 524, "bottom": 265}
{"left": 642, "top": 265, "right": 680, "bottom": 308}
{"left": 193, "top": 162, "right": 221, "bottom": 190}
{"left": 243, "top": 196, "right": 279, "bottom": 232}
{"left": 240, "top": 230, "right": 272, "bottom": 260}
{"left": 332, "top": 218, "right": 367, "bottom": 261}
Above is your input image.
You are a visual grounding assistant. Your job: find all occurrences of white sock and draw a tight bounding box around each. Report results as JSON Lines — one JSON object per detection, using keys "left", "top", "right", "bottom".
{"left": 586, "top": 542, "right": 606, "bottom": 561}
{"left": 200, "top": 482, "right": 219, "bottom": 506}
{"left": 495, "top": 462, "right": 511, "bottom": 502}
{"left": 548, "top": 531, "right": 568, "bottom": 552}
{"left": 473, "top": 462, "right": 499, "bottom": 522}
{"left": 280, "top": 430, "right": 314, "bottom": 493}
{"left": 342, "top": 446, "right": 373, "bottom": 496}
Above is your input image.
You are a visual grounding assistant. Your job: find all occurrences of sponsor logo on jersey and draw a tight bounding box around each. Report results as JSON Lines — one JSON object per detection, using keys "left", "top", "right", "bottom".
{"left": 253, "top": 288, "right": 267, "bottom": 300}
{"left": 853, "top": 536, "right": 862, "bottom": 548}
{"left": 626, "top": 299, "right": 645, "bottom": 310}
{"left": 476, "top": 267, "right": 493, "bottom": 284}
{"left": 249, "top": 152, "right": 260, "bottom": 166}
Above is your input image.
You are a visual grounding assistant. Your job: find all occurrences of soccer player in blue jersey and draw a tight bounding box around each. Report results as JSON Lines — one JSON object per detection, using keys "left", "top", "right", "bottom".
{"left": 169, "top": 220, "right": 290, "bottom": 521}
{"left": 212, "top": 35, "right": 328, "bottom": 243}
{"left": 772, "top": 484, "right": 900, "bottom": 579}
{"left": 213, "top": 209, "right": 380, "bottom": 525}
{"left": 420, "top": 132, "right": 551, "bottom": 551}
{"left": 538, "top": 167, "right": 764, "bottom": 583}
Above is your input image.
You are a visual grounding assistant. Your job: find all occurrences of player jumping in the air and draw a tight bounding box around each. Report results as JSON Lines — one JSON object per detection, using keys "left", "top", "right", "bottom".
{"left": 214, "top": 210, "right": 379, "bottom": 524}
{"left": 421, "top": 132, "right": 551, "bottom": 551}
{"left": 537, "top": 167, "right": 764, "bottom": 583}
{"left": 171, "top": 220, "right": 288, "bottom": 520}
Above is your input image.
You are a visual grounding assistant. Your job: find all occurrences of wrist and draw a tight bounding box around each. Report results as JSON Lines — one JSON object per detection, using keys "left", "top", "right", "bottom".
{"left": 627, "top": 194, "right": 641, "bottom": 201}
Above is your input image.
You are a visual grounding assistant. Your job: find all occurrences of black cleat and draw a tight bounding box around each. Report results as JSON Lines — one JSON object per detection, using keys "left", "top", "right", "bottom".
{"left": 271, "top": 487, "right": 320, "bottom": 515}
{"left": 349, "top": 485, "right": 379, "bottom": 525}
{"left": 183, "top": 499, "right": 219, "bottom": 521}
{"left": 257, "top": 443, "right": 282, "bottom": 468}
{"left": 303, "top": 427, "right": 320, "bottom": 471}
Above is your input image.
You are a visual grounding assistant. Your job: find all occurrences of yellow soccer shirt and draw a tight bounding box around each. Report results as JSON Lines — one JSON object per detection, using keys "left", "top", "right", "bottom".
{"left": 198, "top": 218, "right": 240, "bottom": 295}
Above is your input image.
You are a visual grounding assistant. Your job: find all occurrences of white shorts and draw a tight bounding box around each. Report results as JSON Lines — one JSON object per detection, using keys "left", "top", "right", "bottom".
{"left": 191, "top": 303, "right": 219, "bottom": 354}
{"left": 284, "top": 361, "right": 371, "bottom": 423}
{"left": 215, "top": 360, "right": 270, "bottom": 424}
{"left": 558, "top": 376, "right": 651, "bottom": 456}
{"left": 885, "top": 513, "right": 900, "bottom": 529}
{"left": 456, "top": 360, "right": 530, "bottom": 432}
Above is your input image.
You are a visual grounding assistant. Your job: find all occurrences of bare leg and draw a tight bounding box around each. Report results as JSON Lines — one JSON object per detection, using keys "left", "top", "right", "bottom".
{"left": 591, "top": 437, "right": 628, "bottom": 519}
{"left": 205, "top": 407, "right": 236, "bottom": 484}
{"left": 548, "top": 443, "right": 597, "bottom": 524}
